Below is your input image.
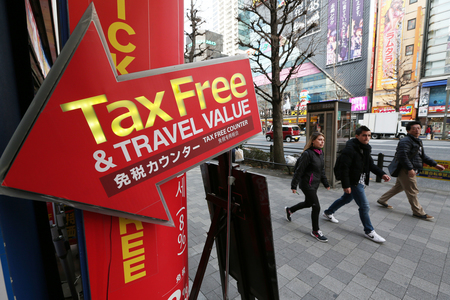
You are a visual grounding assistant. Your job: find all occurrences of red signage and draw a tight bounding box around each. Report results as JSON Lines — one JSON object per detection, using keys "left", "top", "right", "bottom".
{"left": 0, "top": 5, "right": 260, "bottom": 224}
{"left": 84, "top": 174, "right": 189, "bottom": 300}
{"left": 68, "top": 0, "right": 183, "bottom": 74}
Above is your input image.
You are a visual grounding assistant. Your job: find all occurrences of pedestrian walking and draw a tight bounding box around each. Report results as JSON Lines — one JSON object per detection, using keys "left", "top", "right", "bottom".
{"left": 376, "top": 121, "right": 445, "bottom": 220}
{"left": 322, "top": 126, "right": 391, "bottom": 243}
{"left": 285, "top": 132, "right": 330, "bottom": 242}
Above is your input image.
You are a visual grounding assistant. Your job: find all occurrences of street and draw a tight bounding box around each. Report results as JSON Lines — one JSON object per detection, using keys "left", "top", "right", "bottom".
{"left": 247, "top": 133, "right": 450, "bottom": 160}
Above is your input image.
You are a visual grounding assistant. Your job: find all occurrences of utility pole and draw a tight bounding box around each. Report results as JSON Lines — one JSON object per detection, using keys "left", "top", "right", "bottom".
{"left": 443, "top": 78, "right": 450, "bottom": 140}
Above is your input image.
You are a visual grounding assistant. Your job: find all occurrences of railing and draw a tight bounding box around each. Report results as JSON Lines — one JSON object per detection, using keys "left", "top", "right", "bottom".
{"left": 241, "top": 143, "right": 396, "bottom": 179}
{"left": 372, "top": 153, "right": 395, "bottom": 183}
{"left": 242, "top": 144, "right": 304, "bottom": 175}
{"left": 241, "top": 158, "right": 297, "bottom": 175}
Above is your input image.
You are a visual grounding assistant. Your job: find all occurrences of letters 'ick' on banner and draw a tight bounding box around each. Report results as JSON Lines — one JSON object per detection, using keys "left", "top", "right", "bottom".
{"left": 0, "top": 4, "right": 261, "bottom": 225}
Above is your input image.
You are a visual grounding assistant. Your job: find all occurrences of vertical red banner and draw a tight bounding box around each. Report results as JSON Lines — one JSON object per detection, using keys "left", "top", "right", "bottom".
{"left": 84, "top": 174, "right": 188, "bottom": 299}
{"left": 68, "top": 1, "right": 187, "bottom": 299}
{"left": 68, "top": 0, "right": 183, "bottom": 73}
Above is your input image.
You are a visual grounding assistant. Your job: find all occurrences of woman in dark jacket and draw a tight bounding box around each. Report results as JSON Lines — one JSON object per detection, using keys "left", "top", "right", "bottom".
{"left": 285, "top": 132, "right": 330, "bottom": 242}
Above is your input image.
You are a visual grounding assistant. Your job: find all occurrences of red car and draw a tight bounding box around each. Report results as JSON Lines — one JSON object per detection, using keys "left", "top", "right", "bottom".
{"left": 266, "top": 125, "right": 301, "bottom": 142}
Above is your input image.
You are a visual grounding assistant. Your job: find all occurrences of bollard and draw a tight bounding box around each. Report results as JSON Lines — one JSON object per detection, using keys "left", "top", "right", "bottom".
{"left": 376, "top": 153, "right": 384, "bottom": 182}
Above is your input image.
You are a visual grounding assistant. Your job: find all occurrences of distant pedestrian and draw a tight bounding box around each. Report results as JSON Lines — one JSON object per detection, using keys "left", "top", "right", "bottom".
{"left": 425, "top": 125, "right": 432, "bottom": 140}
{"left": 377, "top": 121, "right": 445, "bottom": 220}
{"left": 322, "top": 126, "right": 391, "bottom": 243}
{"left": 285, "top": 132, "right": 330, "bottom": 242}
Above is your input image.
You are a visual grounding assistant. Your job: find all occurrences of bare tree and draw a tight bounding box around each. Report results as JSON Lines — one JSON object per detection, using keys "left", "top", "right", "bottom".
{"left": 237, "top": 0, "right": 322, "bottom": 165}
{"left": 184, "top": 0, "right": 209, "bottom": 63}
{"left": 380, "top": 56, "right": 418, "bottom": 111}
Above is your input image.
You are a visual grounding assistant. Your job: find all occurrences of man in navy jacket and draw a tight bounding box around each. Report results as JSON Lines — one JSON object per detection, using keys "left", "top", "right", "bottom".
{"left": 323, "top": 126, "right": 391, "bottom": 243}
{"left": 377, "top": 121, "right": 444, "bottom": 220}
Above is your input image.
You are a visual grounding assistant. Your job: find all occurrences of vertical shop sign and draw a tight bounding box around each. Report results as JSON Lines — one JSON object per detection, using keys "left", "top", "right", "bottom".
{"left": 411, "top": 7, "right": 422, "bottom": 81}
{"left": 84, "top": 174, "right": 189, "bottom": 300}
{"left": 338, "top": 0, "right": 350, "bottom": 62}
{"left": 350, "top": 0, "right": 364, "bottom": 59}
{"left": 327, "top": 0, "right": 337, "bottom": 65}
{"left": 418, "top": 87, "right": 429, "bottom": 117}
{"left": 375, "top": 0, "right": 405, "bottom": 91}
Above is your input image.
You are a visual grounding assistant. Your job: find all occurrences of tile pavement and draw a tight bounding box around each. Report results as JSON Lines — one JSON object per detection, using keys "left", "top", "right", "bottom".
{"left": 186, "top": 164, "right": 450, "bottom": 299}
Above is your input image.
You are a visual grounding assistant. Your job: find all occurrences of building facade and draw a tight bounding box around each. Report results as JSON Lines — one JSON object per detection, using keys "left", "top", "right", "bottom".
{"left": 372, "top": 0, "right": 427, "bottom": 122}
{"left": 239, "top": 0, "right": 376, "bottom": 126}
{"left": 185, "top": 30, "right": 226, "bottom": 62}
{"left": 418, "top": 0, "right": 450, "bottom": 138}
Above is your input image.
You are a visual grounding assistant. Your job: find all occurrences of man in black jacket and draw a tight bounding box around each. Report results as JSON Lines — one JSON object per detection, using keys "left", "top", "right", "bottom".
{"left": 377, "top": 121, "right": 444, "bottom": 220}
{"left": 323, "top": 126, "right": 391, "bottom": 243}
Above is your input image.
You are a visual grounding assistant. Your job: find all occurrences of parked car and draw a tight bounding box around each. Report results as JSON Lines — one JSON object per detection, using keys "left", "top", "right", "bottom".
{"left": 265, "top": 125, "right": 301, "bottom": 142}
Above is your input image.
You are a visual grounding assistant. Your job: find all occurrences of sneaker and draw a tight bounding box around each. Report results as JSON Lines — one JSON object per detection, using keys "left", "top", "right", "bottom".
{"left": 365, "top": 230, "right": 385, "bottom": 243}
{"left": 322, "top": 212, "right": 339, "bottom": 223}
{"left": 311, "top": 230, "right": 328, "bottom": 242}
{"left": 413, "top": 214, "right": 434, "bottom": 220}
{"left": 285, "top": 207, "right": 291, "bottom": 222}
{"left": 377, "top": 200, "right": 393, "bottom": 209}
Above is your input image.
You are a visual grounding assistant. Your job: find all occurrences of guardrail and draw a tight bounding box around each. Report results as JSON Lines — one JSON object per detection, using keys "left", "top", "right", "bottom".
{"left": 242, "top": 143, "right": 396, "bottom": 180}
{"left": 372, "top": 153, "right": 395, "bottom": 183}
{"left": 242, "top": 158, "right": 297, "bottom": 175}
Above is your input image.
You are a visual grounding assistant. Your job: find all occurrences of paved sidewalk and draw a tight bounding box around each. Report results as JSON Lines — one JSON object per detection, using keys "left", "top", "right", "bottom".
{"left": 187, "top": 165, "right": 450, "bottom": 299}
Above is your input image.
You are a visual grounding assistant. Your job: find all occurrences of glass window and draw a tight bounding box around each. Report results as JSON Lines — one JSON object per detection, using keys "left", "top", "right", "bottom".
{"left": 405, "top": 45, "right": 414, "bottom": 55}
{"left": 426, "top": 52, "right": 446, "bottom": 62}
{"left": 403, "top": 70, "right": 412, "bottom": 81}
{"left": 410, "top": 0, "right": 418, "bottom": 3}
{"left": 429, "top": 85, "right": 446, "bottom": 107}
{"left": 427, "top": 43, "right": 447, "bottom": 54}
{"left": 407, "top": 19, "right": 416, "bottom": 30}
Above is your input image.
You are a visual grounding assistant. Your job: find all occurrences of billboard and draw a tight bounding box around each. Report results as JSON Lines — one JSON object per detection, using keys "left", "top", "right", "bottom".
{"left": 0, "top": 5, "right": 261, "bottom": 225}
{"left": 375, "top": 0, "right": 405, "bottom": 91}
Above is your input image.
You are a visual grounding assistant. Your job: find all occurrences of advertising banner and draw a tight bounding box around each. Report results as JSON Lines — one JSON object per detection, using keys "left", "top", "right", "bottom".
{"left": 327, "top": 0, "right": 338, "bottom": 65}
{"left": 375, "top": 0, "right": 405, "bottom": 91}
{"left": 372, "top": 105, "right": 412, "bottom": 114}
{"left": 350, "top": 96, "right": 367, "bottom": 112}
{"left": 418, "top": 160, "right": 450, "bottom": 181}
{"left": 67, "top": 2, "right": 191, "bottom": 300}
{"left": 68, "top": 0, "right": 183, "bottom": 74}
{"left": 411, "top": 7, "right": 422, "bottom": 81}
{"left": 418, "top": 87, "right": 430, "bottom": 117}
{"left": 84, "top": 174, "right": 189, "bottom": 300}
{"left": 350, "top": 0, "right": 364, "bottom": 59}
{"left": 0, "top": 5, "right": 260, "bottom": 224}
{"left": 338, "top": 0, "right": 350, "bottom": 62}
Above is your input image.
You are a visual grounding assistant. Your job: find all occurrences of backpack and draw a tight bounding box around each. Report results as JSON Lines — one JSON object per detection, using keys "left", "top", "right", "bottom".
{"left": 333, "top": 153, "right": 343, "bottom": 180}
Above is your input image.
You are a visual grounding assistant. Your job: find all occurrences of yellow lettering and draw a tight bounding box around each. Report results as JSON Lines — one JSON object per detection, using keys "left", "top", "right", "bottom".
{"left": 171, "top": 76, "right": 195, "bottom": 117}
{"left": 107, "top": 100, "right": 143, "bottom": 137}
{"left": 117, "top": 0, "right": 126, "bottom": 20}
{"left": 60, "top": 95, "right": 108, "bottom": 144}
{"left": 121, "top": 231, "right": 144, "bottom": 259}
{"left": 135, "top": 93, "right": 173, "bottom": 128}
{"left": 112, "top": 53, "right": 135, "bottom": 75}
{"left": 123, "top": 255, "right": 146, "bottom": 283}
{"left": 195, "top": 81, "right": 210, "bottom": 110}
{"left": 119, "top": 218, "right": 143, "bottom": 235}
{"left": 108, "top": 22, "right": 136, "bottom": 53}
{"left": 230, "top": 73, "right": 248, "bottom": 98}
{"left": 119, "top": 218, "right": 146, "bottom": 284}
{"left": 212, "top": 77, "right": 231, "bottom": 103}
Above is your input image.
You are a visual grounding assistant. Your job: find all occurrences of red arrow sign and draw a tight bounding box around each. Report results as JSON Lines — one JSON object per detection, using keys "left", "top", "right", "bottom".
{"left": 0, "top": 4, "right": 261, "bottom": 225}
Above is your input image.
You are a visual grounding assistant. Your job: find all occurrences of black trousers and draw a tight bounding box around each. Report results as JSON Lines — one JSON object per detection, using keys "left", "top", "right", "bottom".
{"left": 289, "top": 188, "right": 321, "bottom": 231}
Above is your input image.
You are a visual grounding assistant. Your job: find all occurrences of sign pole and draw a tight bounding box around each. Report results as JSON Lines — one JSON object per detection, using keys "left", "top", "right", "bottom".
{"left": 225, "top": 150, "right": 235, "bottom": 300}
{"left": 443, "top": 78, "right": 450, "bottom": 140}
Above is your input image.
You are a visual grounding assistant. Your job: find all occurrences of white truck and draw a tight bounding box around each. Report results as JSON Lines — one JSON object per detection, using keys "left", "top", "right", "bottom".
{"left": 360, "top": 113, "right": 412, "bottom": 139}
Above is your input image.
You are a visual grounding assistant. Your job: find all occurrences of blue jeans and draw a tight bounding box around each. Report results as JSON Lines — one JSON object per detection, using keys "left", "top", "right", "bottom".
{"left": 324, "top": 184, "right": 374, "bottom": 234}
